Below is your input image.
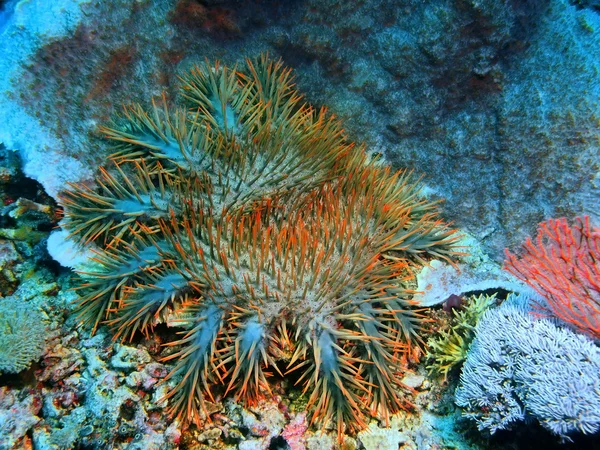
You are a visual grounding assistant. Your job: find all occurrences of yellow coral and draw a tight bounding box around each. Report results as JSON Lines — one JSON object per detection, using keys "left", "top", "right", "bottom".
{"left": 426, "top": 293, "right": 496, "bottom": 379}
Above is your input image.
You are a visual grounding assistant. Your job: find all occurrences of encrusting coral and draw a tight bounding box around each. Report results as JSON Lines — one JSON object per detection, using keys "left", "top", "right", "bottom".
{"left": 59, "top": 55, "right": 461, "bottom": 437}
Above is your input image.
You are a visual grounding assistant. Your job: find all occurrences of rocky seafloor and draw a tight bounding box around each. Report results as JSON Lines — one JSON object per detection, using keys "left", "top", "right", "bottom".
{"left": 1, "top": 0, "right": 599, "bottom": 449}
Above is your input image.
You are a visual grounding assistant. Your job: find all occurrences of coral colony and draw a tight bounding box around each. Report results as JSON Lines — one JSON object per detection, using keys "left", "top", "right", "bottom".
{"left": 455, "top": 293, "right": 600, "bottom": 437}
{"left": 59, "top": 55, "right": 461, "bottom": 436}
{"left": 504, "top": 216, "right": 600, "bottom": 339}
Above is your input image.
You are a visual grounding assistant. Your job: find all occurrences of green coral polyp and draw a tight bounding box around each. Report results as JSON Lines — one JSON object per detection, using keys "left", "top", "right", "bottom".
{"left": 426, "top": 293, "right": 497, "bottom": 379}
{"left": 62, "top": 55, "right": 461, "bottom": 437}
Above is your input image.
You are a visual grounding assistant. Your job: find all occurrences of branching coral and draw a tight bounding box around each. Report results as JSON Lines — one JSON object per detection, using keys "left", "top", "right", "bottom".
{"left": 60, "top": 55, "right": 461, "bottom": 436}
{"left": 455, "top": 292, "right": 600, "bottom": 437}
{"left": 504, "top": 216, "right": 600, "bottom": 339}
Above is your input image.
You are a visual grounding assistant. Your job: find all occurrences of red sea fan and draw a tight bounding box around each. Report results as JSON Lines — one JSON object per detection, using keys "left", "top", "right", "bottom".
{"left": 504, "top": 216, "right": 600, "bottom": 339}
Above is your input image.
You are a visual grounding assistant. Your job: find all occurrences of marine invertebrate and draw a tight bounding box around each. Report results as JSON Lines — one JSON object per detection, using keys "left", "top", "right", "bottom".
{"left": 455, "top": 292, "right": 600, "bottom": 437}
{"left": 62, "top": 55, "right": 461, "bottom": 436}
{"left": 0, "top": 296, "right": 47, "bottom": 374}
{"left": 425, "top": 293, "right": 496, "bottom": 379}
{"left": 504, "top": 216, "right": 600, "bottom": 338}
{"left": 60, "top": 161, "right": 179, "bottom": 246}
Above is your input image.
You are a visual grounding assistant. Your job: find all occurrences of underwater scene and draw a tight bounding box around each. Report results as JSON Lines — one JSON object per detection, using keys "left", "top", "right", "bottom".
{"left": 0, "top": 0, "right": 599, "bottom": 449}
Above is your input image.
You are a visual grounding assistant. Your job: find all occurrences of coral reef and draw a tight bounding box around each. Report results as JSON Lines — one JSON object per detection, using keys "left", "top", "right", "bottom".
{"left": 0, "top": 146, "right": 59, "bottom": 249}
{"left": 0, "top": 239, "right": 21, "bottom": 295}
{"left": 31, "top": 331, "right": 181, "bottom": 450}
{"left": 0, "top": 145, "right": 60, "bottom": 310}
{"left": 497, "top": 0, "right": 600, "bottom": 241}
{"left": 455, "top": 292, "right": 600, "bottom": 438}
{"left": 0, "top": 385, "right": 43, "bottom": 450}
{"left": 60, "top": 55, "right": 461, "bottom": 437}
{"left": 504, "top": 216, "right": 600, "bottom": 338}
{"left": 357, "top": 418, "right": 408, "bottom": 450}
{"left": 1, "top": 0, "right": 598, "bottom": 447}
{"left": 0, "top": 0, "right": 593, "bottom": 264}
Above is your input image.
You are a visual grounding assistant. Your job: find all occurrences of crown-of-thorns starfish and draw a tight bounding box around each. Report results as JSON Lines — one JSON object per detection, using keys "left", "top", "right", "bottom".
{"left": 61, "top": 55, "right": 463, "bottom": 438}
